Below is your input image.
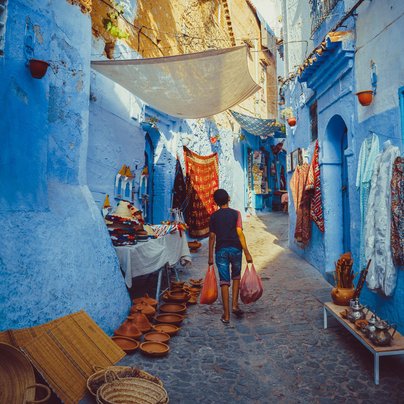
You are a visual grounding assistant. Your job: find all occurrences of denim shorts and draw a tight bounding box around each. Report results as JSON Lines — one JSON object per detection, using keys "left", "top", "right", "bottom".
{"left": 215, "top": 246, "right": 242, "bottom": 286}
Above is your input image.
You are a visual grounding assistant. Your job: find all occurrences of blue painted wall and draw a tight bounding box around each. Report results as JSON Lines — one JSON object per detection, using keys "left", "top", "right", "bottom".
{"left": 0, "top": 1, "right": 131, "bottom": 335}
{"left": 283, "top": 0, "right": 404, "bottom": 331}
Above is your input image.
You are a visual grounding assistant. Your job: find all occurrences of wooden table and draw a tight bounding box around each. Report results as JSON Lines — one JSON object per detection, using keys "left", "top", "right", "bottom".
{"left": 323, "top": 302, "right": 404, "bottom": 384}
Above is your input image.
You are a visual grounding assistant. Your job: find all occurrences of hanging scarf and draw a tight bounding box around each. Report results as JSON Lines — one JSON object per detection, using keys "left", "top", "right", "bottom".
{"left": 356, "top": 134, "right": 379, "bottom": 270}
{"left": 172, "top": 159, "right": 187, "bottom": 210}
{"left": 292, "top": 163, "right": 311, "bottom": 246}
{"left": 391, "top": 156, "right": 403, "bottom": 267}
{"left": 305, "top": 140, "right": 324, "bottom": 232}
{"left": 184, "top": 147, "right": 219, "bottom": 238}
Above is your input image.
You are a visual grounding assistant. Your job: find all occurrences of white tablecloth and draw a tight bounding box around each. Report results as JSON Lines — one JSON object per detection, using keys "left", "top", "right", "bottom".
{"left": 114, "top": 233, "right": 191, "bottom": 288}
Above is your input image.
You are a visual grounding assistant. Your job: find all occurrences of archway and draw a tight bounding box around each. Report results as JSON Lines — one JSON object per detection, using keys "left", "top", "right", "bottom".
{"left": 321, "top": 114, "right": 350, "bottom": 272}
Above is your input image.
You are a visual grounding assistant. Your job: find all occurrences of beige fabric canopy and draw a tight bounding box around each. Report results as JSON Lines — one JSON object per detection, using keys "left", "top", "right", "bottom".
{"left": 91, "top": 46, "right": 261, "bottom": 119}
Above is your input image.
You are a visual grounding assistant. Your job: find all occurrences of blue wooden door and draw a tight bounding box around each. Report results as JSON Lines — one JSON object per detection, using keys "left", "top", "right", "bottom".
{"left": 341, "top": 129, "right": 351, "bottom": 252}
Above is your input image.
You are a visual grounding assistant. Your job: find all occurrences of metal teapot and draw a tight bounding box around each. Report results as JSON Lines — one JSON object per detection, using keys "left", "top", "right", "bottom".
{"left": 365, "top": 314, "right": 378, "bottom": 338}
{"left": 369, "top": 320, "right": 397, "bottom": 346}
{"left": 346, "top": 298, "right": 366, "bottom": 324}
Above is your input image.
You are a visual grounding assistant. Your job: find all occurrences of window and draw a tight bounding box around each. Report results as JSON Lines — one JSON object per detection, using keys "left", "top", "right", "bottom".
{"left": 310, "top": 100, "right": 318, "bottom": 141}
{"left": 309, "top": 0, "right": 339, "bottom": 34}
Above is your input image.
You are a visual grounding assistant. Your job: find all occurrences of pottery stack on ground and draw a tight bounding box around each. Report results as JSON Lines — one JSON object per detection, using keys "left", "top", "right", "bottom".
{"left": 128, "top": 309, "right": 152, "bottom": 333}
{"left": 130, "top": 302, "right": 156, "bottom": 319}
{"left": 114, "top": 319, "right": 142, "bottom": 340}
{"left": 133, "top": 294, "right": 158, "bottom": 309}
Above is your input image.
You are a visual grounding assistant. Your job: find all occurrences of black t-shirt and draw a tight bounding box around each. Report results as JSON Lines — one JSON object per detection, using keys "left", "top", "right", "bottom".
{"left": 209, "top": 208, "right": 242, "bottom": 252}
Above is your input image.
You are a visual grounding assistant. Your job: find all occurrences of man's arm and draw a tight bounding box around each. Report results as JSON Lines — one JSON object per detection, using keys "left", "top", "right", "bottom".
{"left": 236, "top": 227, "right": 253, "bottom": 263}
{"left": 208, "top": 232, "right": 216, "bottom": 266}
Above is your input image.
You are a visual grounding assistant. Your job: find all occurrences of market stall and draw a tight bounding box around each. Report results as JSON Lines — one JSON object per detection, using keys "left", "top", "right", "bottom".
{"left": 114, "top": 232, "right": 191, "bottom": 298}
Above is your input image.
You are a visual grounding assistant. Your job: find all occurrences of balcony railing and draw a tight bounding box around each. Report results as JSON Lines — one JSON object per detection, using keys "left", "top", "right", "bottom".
{"left": 309, "top": 0, "right": 340, "bottom": 34}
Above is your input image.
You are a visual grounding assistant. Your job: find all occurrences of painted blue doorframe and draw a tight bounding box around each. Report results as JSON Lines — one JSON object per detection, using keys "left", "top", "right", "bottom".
{"left": 144, "top": 133, "right": 154, "bottom": 222}
{"left": 341, "top": 128, "right": 351, "bottom": 252}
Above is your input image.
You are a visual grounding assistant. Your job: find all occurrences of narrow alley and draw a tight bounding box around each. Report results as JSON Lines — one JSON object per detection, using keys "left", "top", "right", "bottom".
{"left": 83, "top": 212, "right": 404, "bottom": 403}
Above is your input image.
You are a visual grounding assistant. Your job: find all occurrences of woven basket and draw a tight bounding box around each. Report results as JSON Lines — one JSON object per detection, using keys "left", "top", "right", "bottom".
{"left": 87, "top": 366, "right": 163, "bottom": 396}
{"left": 96, "top": 377, "right": 169, "bottom": 404}
{"left": 0, "top": 343, "right": 51, "bottom": 404}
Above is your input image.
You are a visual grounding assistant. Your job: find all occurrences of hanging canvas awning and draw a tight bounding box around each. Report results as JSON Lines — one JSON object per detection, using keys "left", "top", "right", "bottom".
{"left": 230, "top": 110, "right": 282, "bottom": 137}
{"left": 91, "top": 46, "right": 261, "bottom": 119}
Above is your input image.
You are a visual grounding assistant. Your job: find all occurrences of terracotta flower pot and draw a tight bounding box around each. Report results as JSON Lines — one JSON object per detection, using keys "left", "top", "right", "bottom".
{"left": 287, "top": 117, "right": 296, "bottom": 127}
{"left": 356, "top": 90, "right": 373, "bottom": 106}
{"left": 29, "top": 59, "right": 49, "bottom": 79}
{"left": 331, "top": 287, "right": 355, "bottom": 306}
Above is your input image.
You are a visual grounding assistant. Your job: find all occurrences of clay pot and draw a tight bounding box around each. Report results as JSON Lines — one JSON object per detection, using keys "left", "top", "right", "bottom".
{"left": 133, "top": 293, "right": 158, "bottom": 308}
{"left": 356, "top": 90, "right": 373, "bottom": 106}
{"left": 130, "top": 302, "right": 156, "bottom": 319}
{"left": 159, "top": 303, "right": 187, "bottom": 314}
{"left": 287, "top": 117, "right": 297, "bottom": 127}
{"left": 29, "top": 59, "right": 49, "bottom": 79}
{"left": 331, "top": 287, "right": 355, "bottom": 306}
{"left": 154, "top": 313, "right": 184, "bottom": 326}
{"left": 171, "top": 281, "right": 185, "bottom": 289}
{"left": 144, "top": 331, "right": 171, "bottom": 344}
{"left": 163, "top": 290, "right": 191, "bottom": 303}
{"left": 128, "top": 309, "right": 152, "bottom": 333}
{"left": 114, "top": 318, "right": 142, "bottom": 340}
{"left": 111, "top": 336, "right": 140, "bottom": 353}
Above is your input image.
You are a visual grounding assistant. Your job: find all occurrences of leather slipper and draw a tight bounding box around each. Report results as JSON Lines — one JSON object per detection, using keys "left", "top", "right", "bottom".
{"left": 232, "top": 308, "right": 244, "bottom": 317}
{"left": 220, "top": 316, "right": 230, "bottom": 324}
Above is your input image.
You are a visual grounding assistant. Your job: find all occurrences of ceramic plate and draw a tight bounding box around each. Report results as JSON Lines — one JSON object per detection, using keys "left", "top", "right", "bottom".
{"left": 139, "top": 341, "right": 169, "bottom": 357}
{"left": 111, "top": 336, "right": 139, "bottom": 353}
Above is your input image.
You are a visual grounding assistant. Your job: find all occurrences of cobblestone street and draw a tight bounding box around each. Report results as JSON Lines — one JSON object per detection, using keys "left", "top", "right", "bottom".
{"left": 93, "top": 212, "right": 404, "bottom": 403}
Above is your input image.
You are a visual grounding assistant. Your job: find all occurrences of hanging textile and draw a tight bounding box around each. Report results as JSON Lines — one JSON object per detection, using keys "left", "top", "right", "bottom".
{"left": 280, "top": 165, "right": 286, "bottom": 191}
{"left": 365, "top": 141, "right": 400, "bottom": 296}
{"left": 172, "top": 159, "right": 187, "bottom": 210}
{"left": 91, "top": 46, "right": 260, "bottom": 119}
{"left": 305, "top": 140, "right": 324, "bottom": 232}
{"left": 356, "top": 133, "right": 380, "bottom": 270}
{"left": 391, "top": 156, "right": 404, "bottom": 267}
{"left": 230, "top": 110, "right": 281, "bottom": 137}
{"left": 290, "top": 163, "right": 311, "bottom": 246}
{"left": 184, "top": 147, "right": 219, "bottom": 238}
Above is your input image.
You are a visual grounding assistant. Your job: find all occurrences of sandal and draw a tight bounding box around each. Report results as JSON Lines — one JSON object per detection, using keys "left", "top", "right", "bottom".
{"left": 220, "top": 316, "right": 230, "bottom": 324}
{"left": 232, "top": 308, "right": 244, "bottom": 317}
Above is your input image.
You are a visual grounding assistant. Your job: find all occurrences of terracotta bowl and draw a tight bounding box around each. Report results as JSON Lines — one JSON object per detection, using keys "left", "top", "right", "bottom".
{"left": 111, "top": 336, "right": 140, "bottom": 354}
{"left": 144, "top": 331, "right": 171, "bottom": 344}
{"left": 154, "top": 313, "right": 184, "bottom": 326}
{"left": 159, "top": 303, "right": 187, "bottom": 314}
{"left": 189, "top": 278, "right": 203, "bottom": 287}
{"left": 153, "top": 324, "right": 180, "bottom": 336}
{"left": 162, "top": 291, "right": 190, "bottom": 303}
{"left": 171, "top": 281, "right": 185, "bottom": 289}
{"left": 139, "top": 341, "right": 169, "bottom": 357}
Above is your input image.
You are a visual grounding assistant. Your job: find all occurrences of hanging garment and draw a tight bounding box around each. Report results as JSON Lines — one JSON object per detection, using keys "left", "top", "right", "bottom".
{"left": 365, "top": 142, "right": 400, "bottom": 296}
{"left": 305, "top": 140, "right": 325, "bottom": 232}
{"left": 391, "top": 156, "right": 404, "bottom": 267}
{"left": 184, "top": 147, "right": 219, "bottom": 238}
{"left": 291, "top": 163, "right": 311, "bottom": 246}
{"left": 356, "top": 134, "right": 380, "bottom": 270}
{"left": 280, "top": 165, "right": 286, "bottom": 191}
{"left": 172, "top": 159, "right": 187, "bottom": 210}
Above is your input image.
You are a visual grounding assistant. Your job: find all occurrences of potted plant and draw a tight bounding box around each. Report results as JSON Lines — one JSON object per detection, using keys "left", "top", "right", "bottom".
{"left": 356, "top": 90, "right": 373, "bottom": 106}
{"left": 281, "top": 107, "right": 296, "bottom": 127}
{"left": 28, "top": 59, "right": 49, "bottom": 79}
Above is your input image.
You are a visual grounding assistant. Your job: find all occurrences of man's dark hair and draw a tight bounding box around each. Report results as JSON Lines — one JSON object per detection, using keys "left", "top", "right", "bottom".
{"left": 213, "top": 189, "right": 229, "bottom": 206}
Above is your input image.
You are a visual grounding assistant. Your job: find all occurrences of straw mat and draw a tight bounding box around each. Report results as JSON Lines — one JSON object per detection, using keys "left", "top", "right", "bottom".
{"left": 20, "top": 311, "right": 125, "bottom": 404}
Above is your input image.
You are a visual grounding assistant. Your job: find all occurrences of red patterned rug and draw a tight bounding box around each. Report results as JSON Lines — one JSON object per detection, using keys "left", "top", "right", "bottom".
{"left": 184, "top": 147, "right": 219, "bottom": 238}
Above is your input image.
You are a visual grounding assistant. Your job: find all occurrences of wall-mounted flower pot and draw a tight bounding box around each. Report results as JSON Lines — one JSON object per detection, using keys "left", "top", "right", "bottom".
{"left": 29, "top": 59, "right": 49, "bottom": 79}
{"left": 356, "top": 90, "right": 373, "bottom": 106}
{"left": 287, "top": 117, "right": 296, "bottom": 127}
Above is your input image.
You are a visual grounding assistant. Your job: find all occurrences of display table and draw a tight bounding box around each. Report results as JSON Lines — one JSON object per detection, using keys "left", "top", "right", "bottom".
{"left": 114, "top": 233, "right": 191, "bottom": 298}
{"left": 323, "top": 302, "right": 404, "bottom": 384}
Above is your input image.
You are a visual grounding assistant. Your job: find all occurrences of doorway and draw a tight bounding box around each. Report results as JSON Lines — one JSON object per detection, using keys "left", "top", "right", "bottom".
{"left": 322, "top": 115, "right": 350, "bottom": 272}
{"left": 143, "top": 133, "right": 154, "bottom": 222}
